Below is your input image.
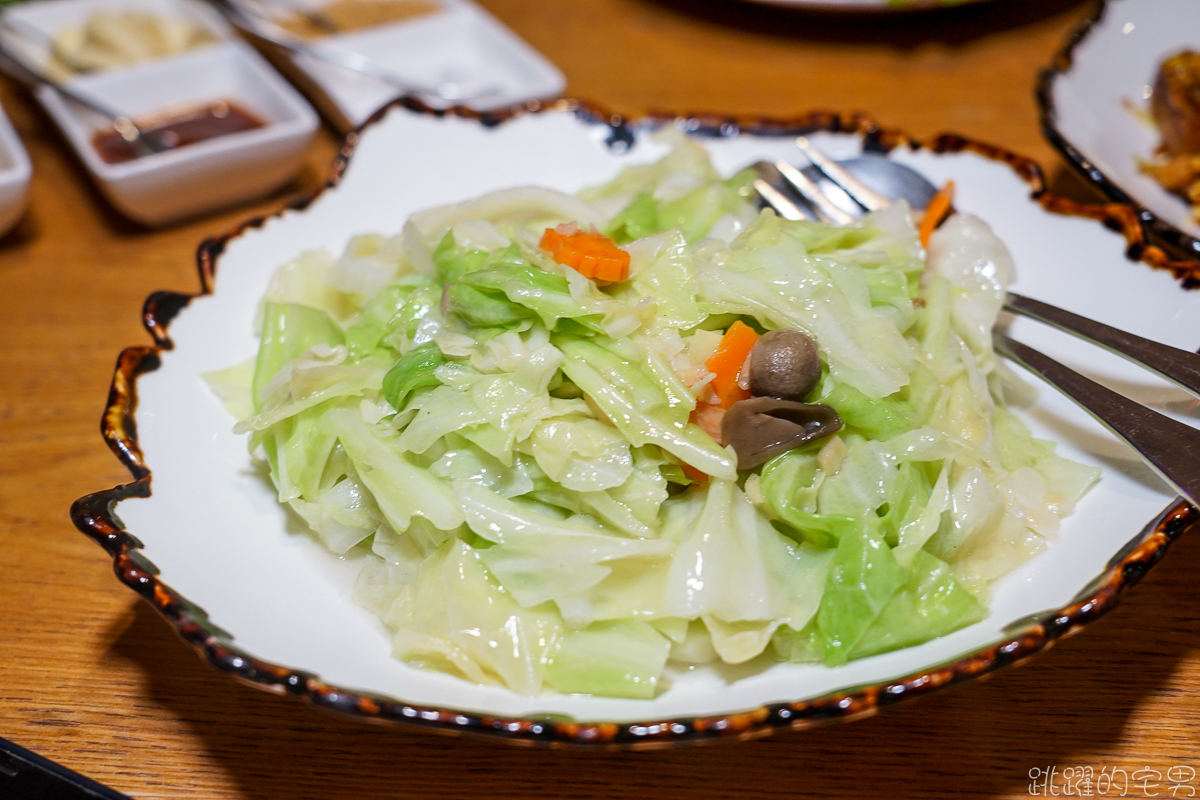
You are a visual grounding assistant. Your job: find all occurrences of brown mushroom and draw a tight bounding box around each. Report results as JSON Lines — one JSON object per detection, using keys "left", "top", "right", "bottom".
{"left": 721, "top": 397, "right": 843, "bottom": 470}
{"left": 748, "top": 329, "right": 822, "bottom": 403}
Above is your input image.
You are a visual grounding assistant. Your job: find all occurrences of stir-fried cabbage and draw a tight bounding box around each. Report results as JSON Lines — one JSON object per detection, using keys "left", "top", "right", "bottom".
{"left": 208, "top": 133, "right": 1098, "bottom": 698}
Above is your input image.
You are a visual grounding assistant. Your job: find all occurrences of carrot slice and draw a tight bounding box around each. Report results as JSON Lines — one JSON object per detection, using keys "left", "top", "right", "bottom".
{"left": 918, "top": 181, "right": 955, "bottom": 248}
{"left": 689, "top": 402, "right": 725, "bottom": 443}
{"left": 540, "top": 225, "right": 630, "bottom": 283}
{"left": 681, "top": 462, "right": 710, "bottom": 485}
{"left": 683, "top": 400, "right": 725, "bottom": 485}
{"left": 704, "top": 320, "right": 759, "bottom": 409}
{"left": 540, "top": 227, "right": 566, "bottom": 253}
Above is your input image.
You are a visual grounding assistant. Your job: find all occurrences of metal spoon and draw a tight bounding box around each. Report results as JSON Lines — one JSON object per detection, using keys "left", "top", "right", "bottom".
{"left": 0, "top": 24, "right": 169, "bottom": 158}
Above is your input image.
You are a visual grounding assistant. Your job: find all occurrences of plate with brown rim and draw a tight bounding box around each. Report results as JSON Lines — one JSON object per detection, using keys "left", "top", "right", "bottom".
{"left": 1037, "top": 0, "right": 1200, "bottom": 265}
{"left": 72, "top": 98, "right": 1200, "bottom": 747}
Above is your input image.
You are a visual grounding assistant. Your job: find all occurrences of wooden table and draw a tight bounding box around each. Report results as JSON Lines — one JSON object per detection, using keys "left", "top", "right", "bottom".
{"left": 3, "top": 0, "right": 1197, "bottom": 797}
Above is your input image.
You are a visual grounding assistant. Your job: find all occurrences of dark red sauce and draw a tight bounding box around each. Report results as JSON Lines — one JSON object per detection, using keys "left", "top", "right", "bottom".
{"left": 93, "top": 101, "right": 266, "bottom": 164}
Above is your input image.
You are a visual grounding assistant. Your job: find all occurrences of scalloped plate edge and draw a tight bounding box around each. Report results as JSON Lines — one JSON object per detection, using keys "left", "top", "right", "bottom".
{"left": 71, "top": 96, "right": 1199, "bottom": 748}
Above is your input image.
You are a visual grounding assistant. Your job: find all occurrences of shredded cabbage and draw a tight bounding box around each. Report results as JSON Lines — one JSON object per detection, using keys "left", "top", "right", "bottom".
{"left": 208, "top": 134, "right": 1098, "bottom": 698}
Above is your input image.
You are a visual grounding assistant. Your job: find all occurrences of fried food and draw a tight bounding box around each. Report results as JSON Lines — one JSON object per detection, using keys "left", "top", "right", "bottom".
{"left": 1142, "top": 50, "right": 1200, "bottom": 221}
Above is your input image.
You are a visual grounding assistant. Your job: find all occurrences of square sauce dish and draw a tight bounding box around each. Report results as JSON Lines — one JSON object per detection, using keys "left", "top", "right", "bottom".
{"left": 0, "top": 0, "right": 319, "bottom": 226}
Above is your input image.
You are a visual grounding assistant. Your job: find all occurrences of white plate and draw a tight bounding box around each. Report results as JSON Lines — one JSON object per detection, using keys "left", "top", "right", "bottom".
{"left": 240, "top": 0, "right": 565, "bottom": 133}
{"left": 81, "top": 102, "right": 1200, "bottom": 745}
{"left": 0, "top": 0, "right": 319, "bottom": 226}
{"left": 0, "top": 101, "right": 31, "bottom": 236}
{"left": 1039, "top": 0, "right": 1200, "bottom": 260}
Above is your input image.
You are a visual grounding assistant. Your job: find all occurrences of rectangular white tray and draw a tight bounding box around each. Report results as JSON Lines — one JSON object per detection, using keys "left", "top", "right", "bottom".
{"left": 241, "top": 0, "right": 565, "bottom": 132}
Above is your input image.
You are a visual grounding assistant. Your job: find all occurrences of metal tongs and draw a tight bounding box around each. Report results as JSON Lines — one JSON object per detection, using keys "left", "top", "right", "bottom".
{"left": 755, "top": 137, "right": 1200, "bottom": 506}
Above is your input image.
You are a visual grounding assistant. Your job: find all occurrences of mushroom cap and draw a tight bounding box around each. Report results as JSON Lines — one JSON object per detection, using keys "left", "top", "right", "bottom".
{"left": 748, "top": 329, "right": 822, "bottom": 403}
{"left": 721, "top": 397, "right": 843, "bottom": 470}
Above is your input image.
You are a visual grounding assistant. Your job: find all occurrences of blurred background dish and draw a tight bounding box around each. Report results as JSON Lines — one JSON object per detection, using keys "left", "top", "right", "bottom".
{"left": 1038, "top": 0, "right": 1200, "bottom": 261}
{"left": 42, "top": 5, "right": 221, "bottom": 76}
{"left": 0, "top": 0, "right": 319, "bottom": 225}
{"left": 265, "top": 0, "right": 441, "bottom": 37}
{"left": 226, "top": 0, "right": 564, "bottom": 132}
{"left": 1140, "top": 49, "right": 1200, "bottom": 215}
{"left": 737, "top": 0, "right": 998, "bottom": 12}
{"left": 0, "top": 0, "right": 230, "bottom": 77}
{"left": 0, "top": 99, "right": 30, "bottom": 236}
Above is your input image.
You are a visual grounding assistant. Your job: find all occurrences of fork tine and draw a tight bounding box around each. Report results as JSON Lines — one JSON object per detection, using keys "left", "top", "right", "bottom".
{"left": 774, "top": 160, "right": 856, "bottom": 225}
{"left": 752, "top": 178, "right": 806, "bottom": 221}
{"left": 795, "top": 136, "right": 891, "bottom": 212}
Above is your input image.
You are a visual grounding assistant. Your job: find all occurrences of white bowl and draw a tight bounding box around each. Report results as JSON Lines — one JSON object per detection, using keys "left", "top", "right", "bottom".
{"left": 241, "top": 0, "right": 565, "bottom": 133}
{"left": 0, "top": 0, "right": 319, "bottom": 226}
{"left": 0, "top": 102, "right": 31, "bottom": 236}
{"left": 1038, "top": 0, "right": 1200, "bottom": 261}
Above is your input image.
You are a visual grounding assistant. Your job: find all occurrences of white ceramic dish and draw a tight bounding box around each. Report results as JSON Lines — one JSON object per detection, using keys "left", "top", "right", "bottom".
{"left": 0, "top": 102, "right": 32, "bottom": 237}
{"left": 1038, "top": 0, "right": 1200, "bottom": 261}
{"left": 237, "top": 0, "right": 564, "bottom": 133}
{"left": 0, "top": 0, "right": 319, "bottom": 226}
{"left": 76, "top": 103, "right": 1200, "bottom": 746}
{"left": 2, "top": 0, "right": 232, "bottom": 63}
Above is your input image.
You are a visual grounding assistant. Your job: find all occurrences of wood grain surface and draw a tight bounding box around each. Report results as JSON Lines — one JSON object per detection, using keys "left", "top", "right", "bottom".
{"left": 2, "top": 0, "right": 1197, "bottom": 797}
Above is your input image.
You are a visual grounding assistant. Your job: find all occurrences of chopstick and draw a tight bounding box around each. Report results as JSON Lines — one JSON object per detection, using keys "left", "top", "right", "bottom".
{"left": 0, "top": 735, "right": 134, "bottom": 800}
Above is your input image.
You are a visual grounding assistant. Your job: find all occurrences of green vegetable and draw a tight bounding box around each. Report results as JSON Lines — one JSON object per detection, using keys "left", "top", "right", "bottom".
{"left": 207, "top": 135, "right": 1099, "bottom": 698}
{"left": 817, "top": 523, "right": 905, "bottom": 666}
{"left": 252, "top": 302, "right": 344, "bottom": 412}
{"left": 758, "top": 450, "right": 854, "bottom": 549}
{"left": 818, "top": 382, "right": 914, "bottom": 440}
{"left": 544, "top": 621, "right": 671, "bottom": 699}
{"left": 604, "top": 192, "right": 658, "bottom": 244}
{"left": 382, "top": 342, "right": 445, "bottom": 411}
{"left": 851, "top": 550, "right": 985, "bottom": 659}
{"left": 555, "top": 334, "right": 736, "bottom": 480}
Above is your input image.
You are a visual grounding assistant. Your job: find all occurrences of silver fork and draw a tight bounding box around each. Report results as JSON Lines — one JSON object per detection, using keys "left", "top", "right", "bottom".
{"left": 756, "top": 137, "right": 1200, "bottom": 507}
